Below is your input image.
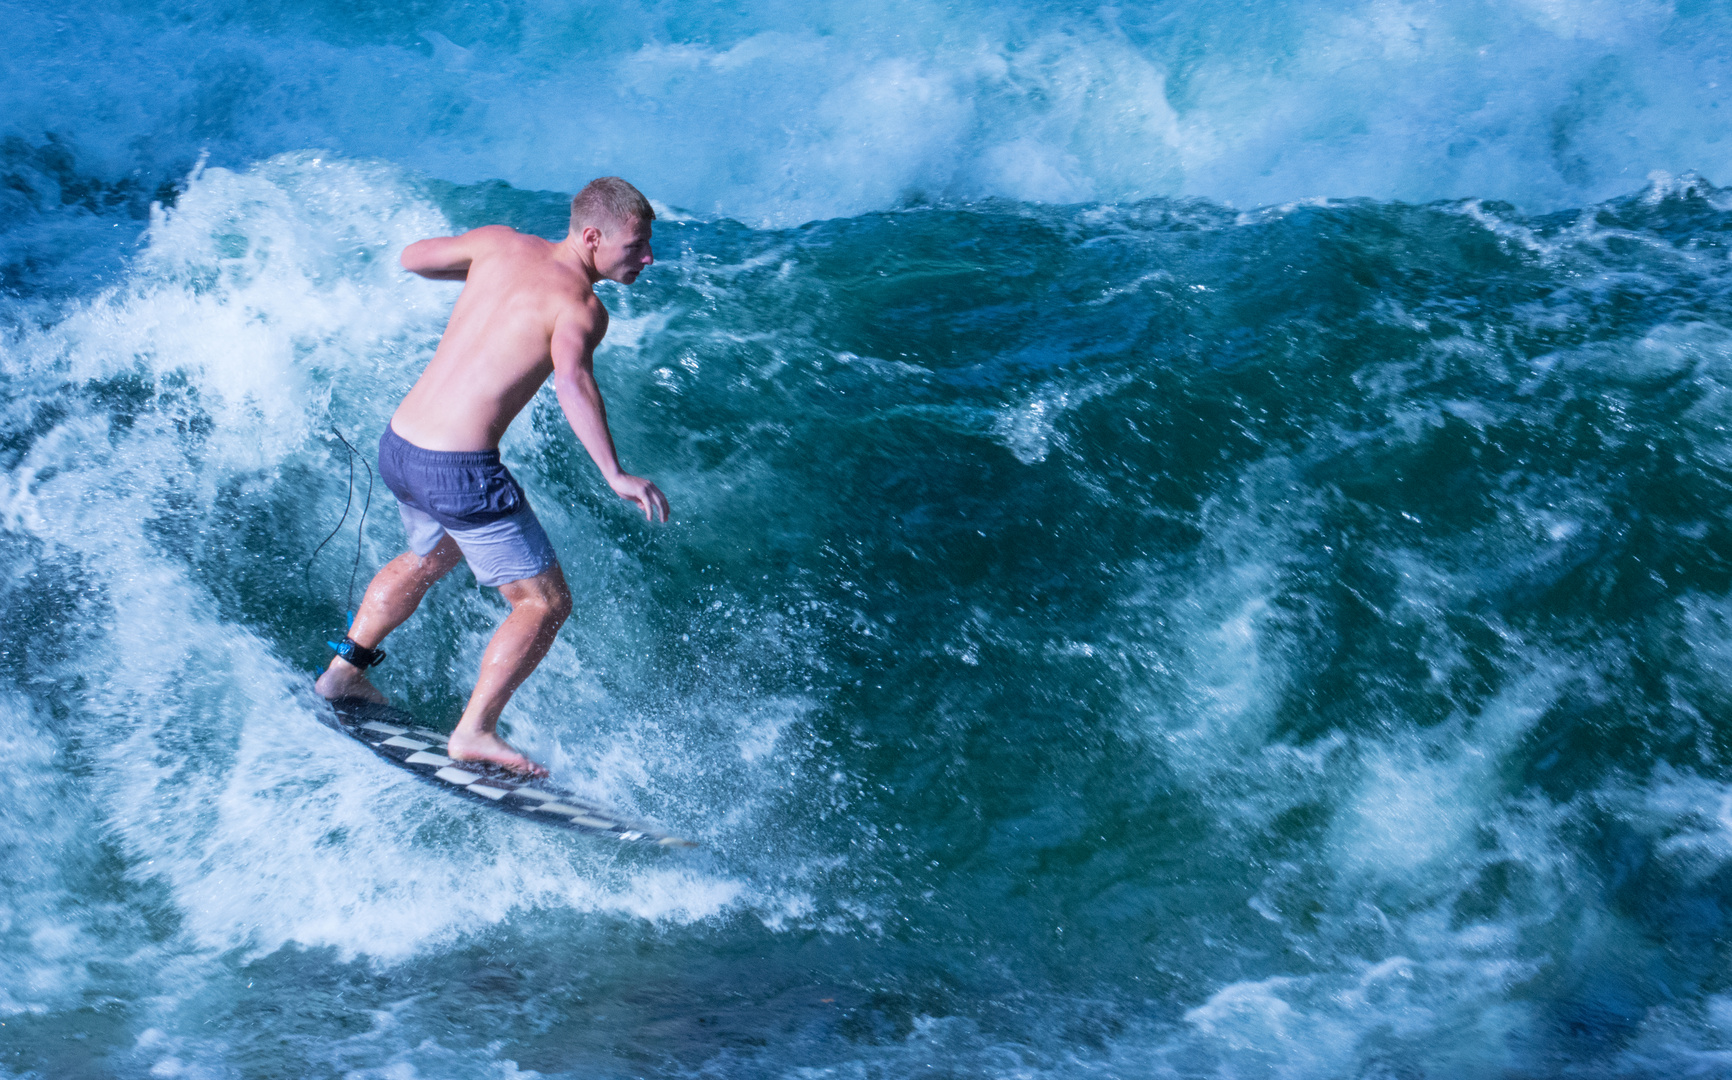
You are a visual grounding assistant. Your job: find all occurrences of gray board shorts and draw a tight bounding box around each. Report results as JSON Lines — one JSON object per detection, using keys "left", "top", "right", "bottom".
{"left": 377, "top": 425, "right": 558, "bottom": 587}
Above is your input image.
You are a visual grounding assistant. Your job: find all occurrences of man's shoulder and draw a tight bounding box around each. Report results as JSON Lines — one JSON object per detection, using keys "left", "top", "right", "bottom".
{"left": 463, "top": 224, "right": 539, "bottom": 250}
{"left": 558, "top": 285, "right": 608, "bottom": 328}
{"left": 546, "top": 282, "right": 609, "bottom": 353}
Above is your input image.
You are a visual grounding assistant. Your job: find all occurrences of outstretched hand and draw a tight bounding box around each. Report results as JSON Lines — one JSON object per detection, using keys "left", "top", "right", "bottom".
{"left": 609, "top": 473, "right": 670, "bottom": 522}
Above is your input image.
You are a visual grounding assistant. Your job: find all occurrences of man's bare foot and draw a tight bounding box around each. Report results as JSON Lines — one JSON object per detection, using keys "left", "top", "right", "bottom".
{"left": 447, "top": 727, "right": 548, "bottom": 777}
{"left": 314, "top": 656, "right": 388, "bottom": 705}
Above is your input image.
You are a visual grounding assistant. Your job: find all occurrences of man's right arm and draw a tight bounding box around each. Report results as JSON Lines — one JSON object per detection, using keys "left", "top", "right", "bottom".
{"left": 400, "top": 225, "right": 511, "bottom": 281}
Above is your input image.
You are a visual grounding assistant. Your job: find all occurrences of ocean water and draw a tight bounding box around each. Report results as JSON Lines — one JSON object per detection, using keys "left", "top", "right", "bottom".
{"left": 5, "top": 1, "right": 1732, "bottom": 1077}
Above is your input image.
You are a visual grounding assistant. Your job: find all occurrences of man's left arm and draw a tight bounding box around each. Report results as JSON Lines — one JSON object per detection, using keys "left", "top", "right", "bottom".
{"left": 549, "top": 303, "right": 670, "bottom": 523}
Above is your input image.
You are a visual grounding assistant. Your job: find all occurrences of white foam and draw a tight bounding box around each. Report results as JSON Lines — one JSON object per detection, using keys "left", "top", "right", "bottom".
{"left": 0, "top": 693, "right": 104, "bottom": 1016}
{"left": 6, "top": 0, "right": 1730, "bottom": 227}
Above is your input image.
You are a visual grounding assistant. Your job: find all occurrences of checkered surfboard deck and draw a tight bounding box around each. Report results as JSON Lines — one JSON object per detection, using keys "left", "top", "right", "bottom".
{"left": 321, "top": 696, "right": 697, "bottom": 848}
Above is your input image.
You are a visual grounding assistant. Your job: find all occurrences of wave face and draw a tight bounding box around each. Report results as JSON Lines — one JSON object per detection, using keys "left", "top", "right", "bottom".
{"left": 4, "top": 2, "right": 1732, "bottom": 1078}
{"left": 4, "top": 153, "right": 1732, "bottom": 1078}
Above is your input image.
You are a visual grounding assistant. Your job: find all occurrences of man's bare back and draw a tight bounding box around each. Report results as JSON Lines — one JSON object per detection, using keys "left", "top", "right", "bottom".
{"left": 391, "top": 226, "right": 595, "bottom": 452}
{"left": 392, "top": 222, "right": 665, "bottom": 521}
{"left": 315, "top": 178, "right": 668, "bottom": 775}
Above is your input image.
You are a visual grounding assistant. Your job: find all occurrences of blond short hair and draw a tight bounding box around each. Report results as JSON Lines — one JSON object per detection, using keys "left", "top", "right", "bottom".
{"left": 570, "top": 177, "right": 654, "bottom": 237}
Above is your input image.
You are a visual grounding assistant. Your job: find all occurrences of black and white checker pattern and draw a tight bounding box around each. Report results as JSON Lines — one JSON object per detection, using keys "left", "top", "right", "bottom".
{"left": 322, "top": 697, "right": 696, "bottom": 847}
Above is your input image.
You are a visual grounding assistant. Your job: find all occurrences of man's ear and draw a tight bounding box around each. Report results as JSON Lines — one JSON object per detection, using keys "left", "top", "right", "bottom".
{"left": 581, "top": 225, "right": 603, "bottom": 248}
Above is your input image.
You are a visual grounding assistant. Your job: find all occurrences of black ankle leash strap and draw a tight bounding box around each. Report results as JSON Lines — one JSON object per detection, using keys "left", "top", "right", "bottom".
{"left": 328, "top": 635, "right": 386, "bottom": 669}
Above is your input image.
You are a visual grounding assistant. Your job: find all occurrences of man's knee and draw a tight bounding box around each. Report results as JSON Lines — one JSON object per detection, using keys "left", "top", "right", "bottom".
{"left": 503, "top": 569, "right": 571, "bottom": 626}
{"left": 547, "top": 582, "right": 573, "bottom": 625}
{"left": 532, "top": 580, "right": 573, "bottom": 626}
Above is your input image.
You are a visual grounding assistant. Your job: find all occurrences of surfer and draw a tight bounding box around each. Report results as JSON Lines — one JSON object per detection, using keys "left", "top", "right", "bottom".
{"left": 314, "top": 177, "right": 668, "bottom": 776}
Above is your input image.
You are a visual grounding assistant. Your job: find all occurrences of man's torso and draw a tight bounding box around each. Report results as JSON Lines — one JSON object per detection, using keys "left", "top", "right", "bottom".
{"left": 391, "top": 228, "right": 604, "bottom": 452}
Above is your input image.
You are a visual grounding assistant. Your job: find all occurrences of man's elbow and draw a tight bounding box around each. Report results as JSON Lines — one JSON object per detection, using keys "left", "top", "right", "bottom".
{"left": 550, "top": 371, "right": 582, "bottom": 398}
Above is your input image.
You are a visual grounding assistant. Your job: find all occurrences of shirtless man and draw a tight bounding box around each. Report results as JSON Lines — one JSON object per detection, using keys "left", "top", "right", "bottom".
{"left": 314, "top": 176, "right": 668, "bottom": 776}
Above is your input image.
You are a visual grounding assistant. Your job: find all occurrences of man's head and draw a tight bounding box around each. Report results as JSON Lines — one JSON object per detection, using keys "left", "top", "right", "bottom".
{"left": 570, "top": 177, "right": 655, "bottom": 284}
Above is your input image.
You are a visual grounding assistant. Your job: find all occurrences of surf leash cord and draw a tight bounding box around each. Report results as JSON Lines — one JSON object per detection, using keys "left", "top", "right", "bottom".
{"left": 303, "top": 424, "right": 378, "bottom": 630}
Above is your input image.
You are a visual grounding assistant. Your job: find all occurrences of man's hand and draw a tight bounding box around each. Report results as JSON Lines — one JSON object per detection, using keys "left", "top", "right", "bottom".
{"left": 609, "top": 473, "right": 670, "bottom": 523}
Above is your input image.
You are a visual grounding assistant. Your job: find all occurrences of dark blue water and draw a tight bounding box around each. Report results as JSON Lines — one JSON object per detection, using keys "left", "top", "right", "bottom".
{"left": 5, "top": 2, "right": 1732, "bottom": 1077}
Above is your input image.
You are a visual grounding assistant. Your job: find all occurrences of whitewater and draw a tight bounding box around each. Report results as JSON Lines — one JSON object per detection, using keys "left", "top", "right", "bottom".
{"left": 4, "top": 1, "right": 1732, "bottom": 1077}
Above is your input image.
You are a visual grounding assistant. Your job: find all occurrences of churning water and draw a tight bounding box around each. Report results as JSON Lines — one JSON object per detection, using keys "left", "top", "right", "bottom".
{"left": 4, "top": 1, "right": 1732, "bottom": 1077}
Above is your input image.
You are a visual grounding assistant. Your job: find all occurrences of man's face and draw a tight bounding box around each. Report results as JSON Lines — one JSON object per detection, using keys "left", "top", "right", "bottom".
{"left": 593, "top": 218, "right": 655, "bottom": 284}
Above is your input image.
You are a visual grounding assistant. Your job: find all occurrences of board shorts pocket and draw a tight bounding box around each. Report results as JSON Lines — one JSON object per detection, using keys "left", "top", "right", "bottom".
{"left": 420, "top": 466, "right": 524, "bottom": 527}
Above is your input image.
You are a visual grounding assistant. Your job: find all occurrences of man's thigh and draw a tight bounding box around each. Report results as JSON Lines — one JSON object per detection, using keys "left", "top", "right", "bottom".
{"left": 396, "top": 500, "right": 448, "bottom": 558}
{"left": 446, "top": 505, "right": 559, "bottom": 588}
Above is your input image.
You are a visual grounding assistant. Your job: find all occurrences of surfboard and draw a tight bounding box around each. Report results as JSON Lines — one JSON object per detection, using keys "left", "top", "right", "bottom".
{"left": 320, "top": 696, "right": 697, "bottom": 848}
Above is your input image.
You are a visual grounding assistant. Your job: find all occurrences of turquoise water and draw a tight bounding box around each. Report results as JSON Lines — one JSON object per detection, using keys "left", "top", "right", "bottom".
{"left": 6, "top": 2, "right": 1732, "bottom": 1077}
